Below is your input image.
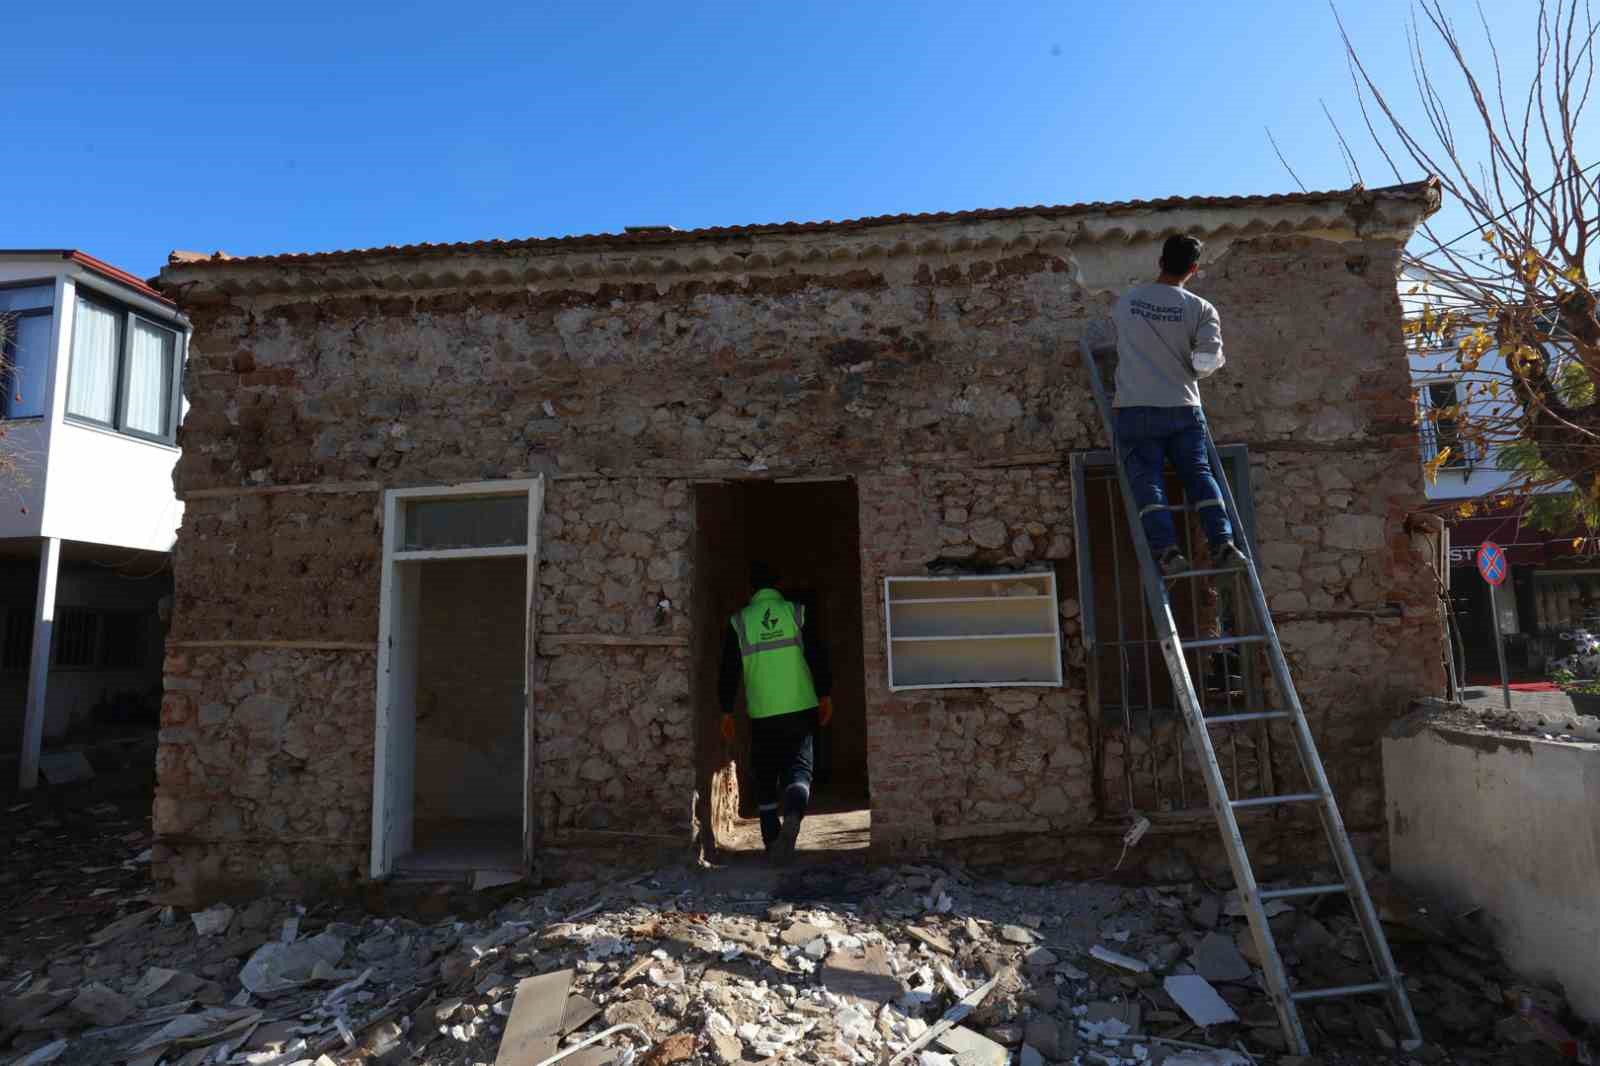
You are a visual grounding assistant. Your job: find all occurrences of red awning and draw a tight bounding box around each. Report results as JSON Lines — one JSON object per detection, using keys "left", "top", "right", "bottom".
{"left": 1446, "top": 506, "right": 1578, "bottom": 567}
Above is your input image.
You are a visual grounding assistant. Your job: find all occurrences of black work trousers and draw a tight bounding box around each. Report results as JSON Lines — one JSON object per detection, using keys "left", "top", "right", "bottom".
{"left": 749, "top": 706, "right": 817, "bottom": 846}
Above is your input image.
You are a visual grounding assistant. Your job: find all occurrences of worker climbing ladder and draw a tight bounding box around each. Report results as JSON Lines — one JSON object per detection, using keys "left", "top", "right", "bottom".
{"left": 1078, "top": 328, "right": 1422, "bottom": 1056}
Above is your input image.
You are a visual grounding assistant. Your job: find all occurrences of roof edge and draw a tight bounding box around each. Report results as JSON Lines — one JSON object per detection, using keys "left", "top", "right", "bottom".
{"left": 0, "top": 249, "right": 179, "bottom": 309}
{"left": 161, "top": 178, "right": 1441, "bottom": 301}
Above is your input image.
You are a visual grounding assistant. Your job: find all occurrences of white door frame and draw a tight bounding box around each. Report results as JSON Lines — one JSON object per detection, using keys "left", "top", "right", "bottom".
{"left": 369, "top": 477, "right": 544, "bottom": 878}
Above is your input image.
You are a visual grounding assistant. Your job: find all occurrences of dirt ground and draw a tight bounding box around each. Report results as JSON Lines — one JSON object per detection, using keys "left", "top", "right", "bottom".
{"left": 1, "top": 759, "right": 1592, "bottom": 1066}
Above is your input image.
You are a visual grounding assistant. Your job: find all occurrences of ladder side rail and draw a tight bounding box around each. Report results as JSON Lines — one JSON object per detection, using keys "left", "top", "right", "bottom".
{"left": 1200, "top": 429, "right": 1423, "bottom": 1048}
{"left": 1080, "top": 339, "right": 1310, "bottom": 1054}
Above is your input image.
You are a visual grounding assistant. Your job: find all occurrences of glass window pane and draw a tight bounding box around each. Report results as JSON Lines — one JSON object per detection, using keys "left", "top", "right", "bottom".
{"left": 67, "top": 298, "right": 120, "bottom": 423}
{"left": 2, "top": 313, "right": 52, "bottom": 418}
{"left": 124, "top": 319, "right": 175, "bottom": 436}
{"left": 402, "top": 495, "right": 528, "bottom": 551}
{"left": 0, "top": 286, "right": 52, "bottom": 313}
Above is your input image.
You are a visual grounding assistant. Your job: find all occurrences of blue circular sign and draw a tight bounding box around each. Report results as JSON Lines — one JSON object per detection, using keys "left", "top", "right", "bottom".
{"left": 1476, "top": 541, "right": 1508, "bottom": 586}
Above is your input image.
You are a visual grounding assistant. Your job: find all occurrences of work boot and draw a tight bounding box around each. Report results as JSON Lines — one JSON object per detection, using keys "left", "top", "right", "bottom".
{"left": 1157, "top": 547, "right": 1190, "bottom": 576}
{"left": 773, "top": 814, "right": 802, "bottom": 866}
{"left": 759, "top": 810, "right": 782, "bottom": 852}
{"left": 1213, "top": 541, "right": 1249, "bottom": 570}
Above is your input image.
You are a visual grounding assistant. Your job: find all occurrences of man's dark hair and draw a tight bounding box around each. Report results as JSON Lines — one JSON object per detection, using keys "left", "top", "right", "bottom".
{"left": 1160, "top": 235, "right": 1204, "bottom": 277}
{"left": 749, "top": 560, "right": 778, "bottom": 589}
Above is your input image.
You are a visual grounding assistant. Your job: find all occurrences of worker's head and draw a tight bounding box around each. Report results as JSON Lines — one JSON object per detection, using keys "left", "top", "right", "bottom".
{"left": 749, "top": 559, "right": 778, "bottom": 591}
{"left": 1159, "top": 235, "right": 1204, "bottom": 281}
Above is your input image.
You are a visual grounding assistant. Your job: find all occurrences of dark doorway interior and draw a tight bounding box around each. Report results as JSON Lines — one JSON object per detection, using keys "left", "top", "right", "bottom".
{"left": 403, "top": 555, "right": 524, "bottom": 875}
{"left": 691, "top": 479, "right": 869, "bottom": 858}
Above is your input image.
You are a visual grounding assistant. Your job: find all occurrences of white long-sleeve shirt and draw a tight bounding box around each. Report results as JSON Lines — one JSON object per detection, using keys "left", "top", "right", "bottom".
{"left": 1111, "top": 282, "right": 1226, "bottom": 408}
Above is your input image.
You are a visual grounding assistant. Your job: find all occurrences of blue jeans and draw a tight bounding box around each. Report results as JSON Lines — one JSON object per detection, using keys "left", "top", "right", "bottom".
{"left": 1114, "top": 405, "right": 1233, "bottom": 554}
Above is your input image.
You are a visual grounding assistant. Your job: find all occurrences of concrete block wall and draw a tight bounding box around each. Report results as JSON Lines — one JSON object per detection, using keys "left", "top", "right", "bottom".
{"left": 1385, "top": 709, "right": 1600, "bottom": 1021}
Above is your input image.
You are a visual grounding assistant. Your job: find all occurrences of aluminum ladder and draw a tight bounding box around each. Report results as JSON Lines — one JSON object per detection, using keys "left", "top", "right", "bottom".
{"left": 1079, "top": 331, "right": 1421, "bottom": 1055}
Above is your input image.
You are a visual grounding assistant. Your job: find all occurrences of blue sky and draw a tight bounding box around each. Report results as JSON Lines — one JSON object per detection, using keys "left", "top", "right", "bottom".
{"left": 2, "top": 1, "right": 1576, "bottom": 278}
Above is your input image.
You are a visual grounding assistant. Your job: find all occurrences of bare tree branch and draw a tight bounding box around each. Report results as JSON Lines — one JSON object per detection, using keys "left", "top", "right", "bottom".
{"left": 1265, "top": 127, "right": 1309, "bottom": 192}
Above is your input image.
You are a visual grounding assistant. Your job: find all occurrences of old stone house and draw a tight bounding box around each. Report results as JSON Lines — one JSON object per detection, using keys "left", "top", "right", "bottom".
{"left": 152, "top": 180, "right": 1447, "bottom": 902}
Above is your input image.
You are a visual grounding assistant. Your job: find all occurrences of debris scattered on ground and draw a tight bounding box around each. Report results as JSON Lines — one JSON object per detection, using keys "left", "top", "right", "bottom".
{"left": 2, "top": 778, "right": 1594, "bottom": 1066}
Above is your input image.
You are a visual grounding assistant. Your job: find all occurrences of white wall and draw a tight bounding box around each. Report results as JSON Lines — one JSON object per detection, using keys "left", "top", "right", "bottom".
{"left": 41, "top": 421, "right": 182, "bottom": 552}
{"left": 0, "top": 257, "right": 188, "bottom": 553}
{"left": 1385, "top": 714, "right": 1600, "bottom": 1021}
{"left": 1400, "top": 267, "right": 1560, "bottom": 503}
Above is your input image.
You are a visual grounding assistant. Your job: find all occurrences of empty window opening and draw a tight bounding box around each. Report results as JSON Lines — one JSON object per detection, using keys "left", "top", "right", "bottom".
{"left": 692, "top": 479, "right": 870, "bottom": 860}
{"left": 1072, "top": 447, "right": 1290, "bottom": 820}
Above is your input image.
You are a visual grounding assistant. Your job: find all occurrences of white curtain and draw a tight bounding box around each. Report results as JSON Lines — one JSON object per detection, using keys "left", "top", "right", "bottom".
{"left": 67, "top": 299, "right": 119, "bottom": 423}
{"left": 126, "top": 320, "right": 173, "bottom": 435}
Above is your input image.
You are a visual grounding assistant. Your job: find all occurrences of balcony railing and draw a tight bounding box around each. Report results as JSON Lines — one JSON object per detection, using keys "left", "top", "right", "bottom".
{"left": 1419, "top": 420, "right": 1484, "bottom": 475}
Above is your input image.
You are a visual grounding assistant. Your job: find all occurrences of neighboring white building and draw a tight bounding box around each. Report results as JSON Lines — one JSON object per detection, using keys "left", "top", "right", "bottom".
{"left": 0, "top": 250, "right": 189, "bottom": 787}
{"left": 1400, "top": 266, "right": 1600, "bottom": 677}
{"left": 1402, "top": 265, "right": 1526, "bottom": 506}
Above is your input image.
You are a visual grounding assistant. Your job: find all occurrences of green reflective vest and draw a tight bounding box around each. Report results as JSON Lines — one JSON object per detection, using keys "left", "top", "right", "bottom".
{"left": 732, "top": 589, "right": 819, "bottom": 719}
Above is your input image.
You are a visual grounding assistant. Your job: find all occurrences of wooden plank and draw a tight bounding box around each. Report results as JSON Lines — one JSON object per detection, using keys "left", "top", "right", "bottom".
{"left": 493, "top": 969, "right": 573, "bottom": 1066}
{"left": 934, "top": 1026, "right": 1008, "bottom": 1065}
{"left": 167, "top": 640, "right": 377, "bottom": 651}
{"left": 180, "top": 480, "right": 381, "bottom": 500}
{"left": 559, "top": 994, "right": 600, "bottom": 1035}
{"left": 537, "top": 634, "right": 690, "bottom": 650}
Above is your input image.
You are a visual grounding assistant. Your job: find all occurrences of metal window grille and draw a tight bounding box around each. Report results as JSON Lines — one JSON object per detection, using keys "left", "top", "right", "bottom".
{"left": 1416, "top": 381, "right": 1477, "bottom": 469}
{"left": 1071, "top": 446, "right": 1289, "bottom": 819}
{"left": 52, "top": 607, "right": 100, "bottom": 669}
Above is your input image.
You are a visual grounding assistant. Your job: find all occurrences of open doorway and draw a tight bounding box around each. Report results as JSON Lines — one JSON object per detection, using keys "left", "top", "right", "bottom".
{"left": 371, "top": 481, "right": 542, "bottom": 881}
{"left": 692, "top": 479, "right": 870, "bottom": 860}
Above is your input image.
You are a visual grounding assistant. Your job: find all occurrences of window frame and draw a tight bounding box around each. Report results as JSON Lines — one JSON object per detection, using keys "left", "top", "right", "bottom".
{"left": 1417, "top": 378, "right": 1473, "bottom": 470}
{"left": 0, "top": 278, "right": 57, "bottom": 423}
{"left": 50, "top": 606, "right": 102, "bottom": 671}
{"left": 1, "top": 306, "right": 55, "bottom": 421}
{"left": 64, "top": 287, "right": 184, "bottom": 446}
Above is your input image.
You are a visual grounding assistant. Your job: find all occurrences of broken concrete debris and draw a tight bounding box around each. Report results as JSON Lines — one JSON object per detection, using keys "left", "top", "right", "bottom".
{"left": 1, "top": 860, "right": 1593, "bottom": 1066}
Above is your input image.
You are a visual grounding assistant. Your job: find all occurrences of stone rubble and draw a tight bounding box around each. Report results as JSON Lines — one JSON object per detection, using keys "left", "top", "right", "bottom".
{"left": 1, "top": 858, "right": 1593, "bottom": 1066}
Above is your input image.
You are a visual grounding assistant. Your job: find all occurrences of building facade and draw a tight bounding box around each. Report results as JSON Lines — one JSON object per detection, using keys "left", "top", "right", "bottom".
{"left": 1404, "top": 266, "right": 1598, "bottom": 680}
{"left": 0, "top": 251, "right": 189, "bottom": 787}
{"left": 153, "top": 182, "right": 1448, "bottom": 902}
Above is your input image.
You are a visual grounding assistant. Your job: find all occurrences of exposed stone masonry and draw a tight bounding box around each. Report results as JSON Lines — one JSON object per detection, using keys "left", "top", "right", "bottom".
{"left": 153, "top": 186, "right": 1448, "bottom": 899}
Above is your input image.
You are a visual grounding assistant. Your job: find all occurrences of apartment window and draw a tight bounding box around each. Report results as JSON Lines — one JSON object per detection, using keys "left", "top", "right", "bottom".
{"left": 0, "top": 283, "right": 54, "bottom": 420}
{"left": 1419, "top": 381, "right": 1470, "bottom": 468}
{"left": 66, "top": 291, "right": 182, "bottom": 442}
{"left": 53, "top": 608, "right": 100, "bottom": 669}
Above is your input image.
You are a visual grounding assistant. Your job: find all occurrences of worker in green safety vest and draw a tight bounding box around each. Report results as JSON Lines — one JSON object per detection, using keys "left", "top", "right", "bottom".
{"left": 718, "top": 560, "right": 833, "bottom": 864}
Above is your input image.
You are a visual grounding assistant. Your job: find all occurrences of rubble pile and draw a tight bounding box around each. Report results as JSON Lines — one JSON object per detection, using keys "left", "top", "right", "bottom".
{"left": 0, "top": 861, "right": 1591, "bottom": 1066}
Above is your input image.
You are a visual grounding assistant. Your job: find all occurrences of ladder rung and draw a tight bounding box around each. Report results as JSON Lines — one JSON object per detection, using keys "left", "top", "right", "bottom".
{"left": 1205, "top": 710, "right": 1292, "bottom": 725}
{"left": 1231, "top": 792, "right": 1324, "bottom": 809}
{"left": 1181, "top": 635, "right": 1267, "bottom": 649}
{"left": 1163, "top": 566, "right": 1246, "bottom": 581}
{"left": 1291, "top": 982, "right": 1391, "bottom": 1003}
{"left": 1259, "top": 884, "right": 1347, "bottom": 901}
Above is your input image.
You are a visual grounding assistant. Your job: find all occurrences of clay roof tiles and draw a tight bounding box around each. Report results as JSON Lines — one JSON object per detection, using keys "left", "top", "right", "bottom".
{"left": 169, "top": 179, "right": 1440, "bottom": 270}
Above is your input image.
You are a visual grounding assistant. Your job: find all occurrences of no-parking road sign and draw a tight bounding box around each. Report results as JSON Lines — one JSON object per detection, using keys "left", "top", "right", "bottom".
{"left": 1476, "top": 541, "right": 1508, "bottom": 586}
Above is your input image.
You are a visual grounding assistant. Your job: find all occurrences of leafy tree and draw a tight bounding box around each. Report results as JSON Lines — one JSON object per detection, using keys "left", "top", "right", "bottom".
{"left": 1333, "top": 0, "right": 1600, "bottom": 535}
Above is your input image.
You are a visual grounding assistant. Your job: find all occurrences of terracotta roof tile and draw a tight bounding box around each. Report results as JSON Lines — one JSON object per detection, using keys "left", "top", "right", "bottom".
{"left": 172, "top": 180, "right": 1440, "bottom": 270}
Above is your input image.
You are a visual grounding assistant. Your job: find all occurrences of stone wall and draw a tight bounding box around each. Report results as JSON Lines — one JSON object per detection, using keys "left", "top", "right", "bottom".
{"left": 155, "top": 646, "right": 375, "bottom": 901}
{"left": 155, "top": 188, "right": 1446, "bottom": 896}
